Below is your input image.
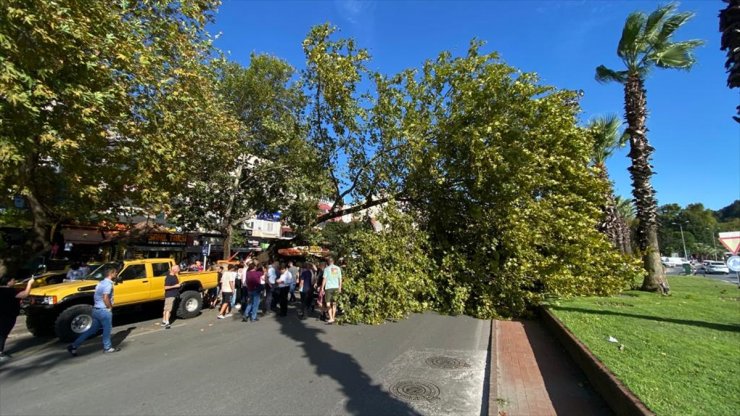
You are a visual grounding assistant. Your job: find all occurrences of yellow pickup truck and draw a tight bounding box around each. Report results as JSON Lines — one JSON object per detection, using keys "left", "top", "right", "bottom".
{"left": 23, "top": 258, "right": 219, "bottom": 341}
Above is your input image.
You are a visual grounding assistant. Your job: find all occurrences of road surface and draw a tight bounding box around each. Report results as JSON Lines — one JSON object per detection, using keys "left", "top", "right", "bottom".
{"left": 0, "top": 306, "right": 491, "bottom": 416}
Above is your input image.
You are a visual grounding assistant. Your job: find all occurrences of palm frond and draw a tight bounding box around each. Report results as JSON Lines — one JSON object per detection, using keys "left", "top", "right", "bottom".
{"left": 595, "top": 65, "right": 628, "bottom": 84}
{"left": 615, "top": 196, "right": 636, "bottom": 221}
{"left": 588, "top": 114, "right": 625, "bottom": 164}
{"left": 654, "top": 11, "right": 695, "bottom": 46}
{"left": 651, "top": 40, "right": 705, "bottom": 69}
{"left": 644, "top": 3, "right": 677, "bottom": 44}
{"left": 618, "top": 12, "right": 647, "bottom": 63}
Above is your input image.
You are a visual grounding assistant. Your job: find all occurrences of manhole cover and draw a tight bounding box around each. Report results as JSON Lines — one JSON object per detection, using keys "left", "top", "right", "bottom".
{"left": 425, "top": 356, "right": 470, "bottom": 369}
{"left": 389, "top": 380, "right": 441, "bottom": 402}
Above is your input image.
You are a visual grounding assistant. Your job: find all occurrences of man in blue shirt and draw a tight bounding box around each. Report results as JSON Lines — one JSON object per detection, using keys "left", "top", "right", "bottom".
{"left": 67, "top": 267, "right": 120, "bottom": 356}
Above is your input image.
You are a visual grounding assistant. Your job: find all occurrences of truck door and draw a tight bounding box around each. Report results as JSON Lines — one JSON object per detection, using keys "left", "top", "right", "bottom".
{"left": 150, "top": 261, "right": 171, "bottom": 300}
{"left": 114, "top": 264, "right": 150, "bottom": 305}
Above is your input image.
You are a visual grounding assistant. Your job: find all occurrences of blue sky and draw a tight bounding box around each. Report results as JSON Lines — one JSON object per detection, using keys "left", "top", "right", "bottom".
{"left": 209, "top": 0, "right": 739, "bottom": 211}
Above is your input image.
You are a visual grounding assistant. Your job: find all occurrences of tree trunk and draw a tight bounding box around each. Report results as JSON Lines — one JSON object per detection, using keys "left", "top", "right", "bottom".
{"left": 223, "top": 224, "right": 233, "bottom": 262}
{"left": 25, "top": 190, "right": 51, "bottom": 254}
{"left": 624, "top": 74, "right": 667, "bottom": 292}
{"left": 220, "top": 159, "right": 244, "bottom": 260}
{"left": 596, "top": 165, "right": 624, "bottom": 252}
{"left": 23, "top": 151, "right": 52, "bottom": 254}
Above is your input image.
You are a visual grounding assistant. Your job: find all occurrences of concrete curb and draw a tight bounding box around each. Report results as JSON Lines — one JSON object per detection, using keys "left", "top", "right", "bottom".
{"left": 539, "top": 307, "right": 655, "bottom": 416}
{"left": 488, "top": 320, "right": 500, "bottom": 416}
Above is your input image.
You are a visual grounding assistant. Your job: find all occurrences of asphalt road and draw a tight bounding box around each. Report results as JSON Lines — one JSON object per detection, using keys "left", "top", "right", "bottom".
{"left": 0, "top": 304, "right": 491, "bottom": 416}
{"left": 665, "top": 266, "right": 740, "bottom": 285}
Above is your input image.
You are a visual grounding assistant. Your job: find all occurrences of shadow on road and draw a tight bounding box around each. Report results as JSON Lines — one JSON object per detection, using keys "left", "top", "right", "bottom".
{"left": 0, "top": 305, "right": 164, "bottom": 381}
{"left": 0, "top": 326, "right": 137, "bottom": 381}
{"left": 520, "top": 320, "right": 612, "bottom": 416}
{"left": 274, "top": 307, "right": 420, "bottom": 416}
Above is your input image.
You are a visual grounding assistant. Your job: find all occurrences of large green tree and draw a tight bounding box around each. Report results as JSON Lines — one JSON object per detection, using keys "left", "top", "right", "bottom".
{"left": 595, "top": 3, "right": 704, "bottom": 292}
{"left": 0, "top": 0, "right": 230, "bottom": 254}
{"left": 302, "top": 25, "right": 410, "bottom": 224}
{"left": 398, "top": 43, "right": 642, "bottom": 317}
{"left": 170, "top": 55, "right": 323, "bottom": 257}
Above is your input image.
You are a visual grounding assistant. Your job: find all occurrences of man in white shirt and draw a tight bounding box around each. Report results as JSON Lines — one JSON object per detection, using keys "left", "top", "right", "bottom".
{"left": 266, "top": 261, "right": 279, "bottom": 312}
{"left": 277, "top": 264, "right": 293, "bottom": 317}
{"left": 217, "top": 265, "right": 237, "bottom": 319}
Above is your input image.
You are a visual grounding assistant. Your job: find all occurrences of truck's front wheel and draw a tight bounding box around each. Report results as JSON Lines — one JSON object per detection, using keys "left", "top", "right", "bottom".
{"left": 176, "top": 291, "right": 202, "bottom": 319}
{"left": 25, "top": 313, "right": 54, "bottom": 337}
{"left": 55, "top": 305, "right": 94, "bottom": 342}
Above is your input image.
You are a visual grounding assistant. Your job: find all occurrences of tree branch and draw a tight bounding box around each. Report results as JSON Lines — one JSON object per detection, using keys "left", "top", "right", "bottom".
{"left": 312, "top": 192, "right": 405, "bottom": 225}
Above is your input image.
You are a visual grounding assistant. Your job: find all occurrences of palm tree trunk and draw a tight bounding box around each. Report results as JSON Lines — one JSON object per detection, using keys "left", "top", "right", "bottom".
{"left": 624, "top": 74, "right": 666, "bottom": 292}
{"left": 596, "top": 165, "right": 624, "bottom": 251}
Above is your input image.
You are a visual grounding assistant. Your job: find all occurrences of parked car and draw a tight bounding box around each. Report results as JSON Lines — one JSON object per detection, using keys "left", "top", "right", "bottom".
{"left": 696, "top": 261, "right": 730, "bottom": 275}
{"left": 661, "top": 257, "right": 689, "bottom": 267}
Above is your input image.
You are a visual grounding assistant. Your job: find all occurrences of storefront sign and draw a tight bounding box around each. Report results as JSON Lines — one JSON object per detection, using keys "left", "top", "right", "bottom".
{"left": 146, "top": 233, "right": 187, "bottom": 246}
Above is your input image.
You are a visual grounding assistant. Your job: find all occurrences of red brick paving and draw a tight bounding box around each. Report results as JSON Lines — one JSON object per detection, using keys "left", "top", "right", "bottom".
{"left": 493, "top": 320, "right": 612, "bottom": 416}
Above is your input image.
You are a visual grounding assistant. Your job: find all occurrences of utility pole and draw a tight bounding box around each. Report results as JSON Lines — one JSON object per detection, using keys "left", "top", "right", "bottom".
{"left": 710, "top": 229, "right": 719, "bottom": 260}
{"left": 672, "top": 221, "right": 689, "bottom": 261}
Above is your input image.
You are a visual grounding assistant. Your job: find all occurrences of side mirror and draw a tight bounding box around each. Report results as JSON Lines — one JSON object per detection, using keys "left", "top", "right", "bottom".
{"left": 114, "top": 276, "right": 123, "bottom": 284}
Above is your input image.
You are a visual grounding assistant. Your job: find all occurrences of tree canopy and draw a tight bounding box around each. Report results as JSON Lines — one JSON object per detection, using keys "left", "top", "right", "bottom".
{"left": 0, "top": 0, "right": 233, "bottom": 254}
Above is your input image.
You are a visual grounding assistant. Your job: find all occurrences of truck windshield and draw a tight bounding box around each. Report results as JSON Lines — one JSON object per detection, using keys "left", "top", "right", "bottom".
{"left": 85, "top": 262, "right": 122, "bottom": 280}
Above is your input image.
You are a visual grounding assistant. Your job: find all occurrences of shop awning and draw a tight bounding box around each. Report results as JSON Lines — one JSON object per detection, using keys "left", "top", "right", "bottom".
{"left": 62, "top": 228, "right": 104, "bottom": 244}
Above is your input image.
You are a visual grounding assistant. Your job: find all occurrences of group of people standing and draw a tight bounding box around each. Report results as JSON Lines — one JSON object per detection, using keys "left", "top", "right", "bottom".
{"left": 0, "top": 256, "right": 343, "bottom": 361}
{"left": 213, "top": 257, "right": 343, "bottom": 325}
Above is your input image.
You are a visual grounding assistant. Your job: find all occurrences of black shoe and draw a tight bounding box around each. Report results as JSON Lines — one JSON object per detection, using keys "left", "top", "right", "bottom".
{"left": 103, "top": 347, "right": 121, "bottom": 354}
{"left": 67, "top": 345, "right": 78, "bottom": 357}
{"left": 165, "top": 324, "right": 171, "bottom": 329}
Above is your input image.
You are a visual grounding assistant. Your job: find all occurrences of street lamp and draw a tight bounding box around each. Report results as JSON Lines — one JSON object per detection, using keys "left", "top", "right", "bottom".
{"left": 671, "top": 221, "right": 689, "bottom": 261}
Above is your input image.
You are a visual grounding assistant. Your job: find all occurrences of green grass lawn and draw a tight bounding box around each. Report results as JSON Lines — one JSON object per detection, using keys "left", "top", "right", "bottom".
{"left": 548, "top": 276, "right": 740, "bottom": 416}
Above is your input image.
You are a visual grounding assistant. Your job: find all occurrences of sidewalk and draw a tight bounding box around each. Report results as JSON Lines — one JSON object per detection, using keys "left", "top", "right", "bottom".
{"left": 490, "top": 319, "right": 612, "bottom": 416}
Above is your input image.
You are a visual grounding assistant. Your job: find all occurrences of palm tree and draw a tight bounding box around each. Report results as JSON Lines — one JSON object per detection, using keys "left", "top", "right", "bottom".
{"left": 615, "top": 196, "right": 636, "bottom": 222}
{"left": 720, "top": 0, "right": 740, "bottom": 121}
{"left": 595, "top": 3, "right": 703, "bottom": 292}
{"left": 587, "top": 115, "right": 631, "bottom": 255}
{"left": 614, "top": 196, "right": 636, "bottom": 254}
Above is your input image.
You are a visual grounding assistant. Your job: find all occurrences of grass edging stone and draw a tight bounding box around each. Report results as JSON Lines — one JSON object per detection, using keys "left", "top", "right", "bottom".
{"left": 539, "top": 307, "right": 654, "bottom": 416}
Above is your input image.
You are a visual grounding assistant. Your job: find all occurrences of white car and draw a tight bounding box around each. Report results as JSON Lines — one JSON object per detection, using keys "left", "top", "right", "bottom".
{"left": 662, "top": 257, "right": 689, "bottom": 267}
{"left": 699, "top": 261, "right": 730, "bottom": 274}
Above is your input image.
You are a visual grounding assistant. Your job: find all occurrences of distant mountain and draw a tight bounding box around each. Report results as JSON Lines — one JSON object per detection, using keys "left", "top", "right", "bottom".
{"left": 715, "top": 200, "right": 740, "bottom": 221}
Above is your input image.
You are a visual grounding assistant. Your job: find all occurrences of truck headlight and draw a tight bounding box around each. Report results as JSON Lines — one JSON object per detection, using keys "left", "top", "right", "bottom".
{"left": 30, "top": 295, "right": 57, "bottom": 305}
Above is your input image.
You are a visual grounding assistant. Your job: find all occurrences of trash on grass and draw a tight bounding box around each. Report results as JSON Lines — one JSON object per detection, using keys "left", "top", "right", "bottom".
{"left": 607, "top": 336, "right": 619, "bottom": 343}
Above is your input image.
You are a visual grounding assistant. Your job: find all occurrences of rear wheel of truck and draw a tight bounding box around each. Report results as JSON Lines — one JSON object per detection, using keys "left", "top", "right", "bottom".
{"left": 25, "top": 313, "right": 55, "bottom": 337}
{"left": 55, "top": 305, "right": 94, "bottom": 342}
{"left": 176, "top": 290, "right": 202, "bottom": 319}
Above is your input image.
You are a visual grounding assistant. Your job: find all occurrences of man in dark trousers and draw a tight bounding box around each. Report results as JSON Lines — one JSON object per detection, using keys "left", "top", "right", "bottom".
{"left": 162, "top": 265, "right": 181, "bottom": 329}
{"left": 0, "top": 274, "right": 34, "bottom": 361}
